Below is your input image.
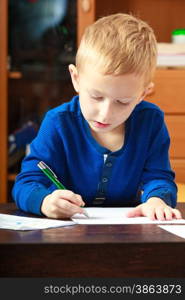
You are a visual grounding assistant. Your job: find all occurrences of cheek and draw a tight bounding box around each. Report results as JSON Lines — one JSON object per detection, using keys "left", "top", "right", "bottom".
{"left": 79, "top": 97, "right": 95, "bottom": 118}
{"left": 124, "top": 102, "right": 136, "bottom": 115}
{"left": 116, "top": 105, "right": 134, "bottom": 121}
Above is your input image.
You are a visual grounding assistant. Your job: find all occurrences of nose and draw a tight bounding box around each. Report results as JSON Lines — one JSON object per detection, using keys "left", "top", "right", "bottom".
{"left": 99, "top": 99, "right": 113, "bottom": 123}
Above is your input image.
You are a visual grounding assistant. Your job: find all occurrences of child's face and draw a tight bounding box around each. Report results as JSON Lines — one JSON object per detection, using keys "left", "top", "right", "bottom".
{"left": 69, "top": 64, "right": 149, "bottom": 134}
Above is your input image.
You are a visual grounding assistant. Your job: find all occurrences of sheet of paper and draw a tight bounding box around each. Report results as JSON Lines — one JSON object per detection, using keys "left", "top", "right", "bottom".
{"left": 73, "top": 207, "right": 185, "bottom": 225}
{"left": 0, "top": 213, "right": 75, "bottom": 231}
{"left": 158, "top": 225, "right": 185, "bottom": 239}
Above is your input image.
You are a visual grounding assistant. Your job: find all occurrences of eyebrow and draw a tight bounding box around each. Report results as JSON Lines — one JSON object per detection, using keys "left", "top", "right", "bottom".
{"left": 89, "top": 89, "right": 103, "bottom": 95}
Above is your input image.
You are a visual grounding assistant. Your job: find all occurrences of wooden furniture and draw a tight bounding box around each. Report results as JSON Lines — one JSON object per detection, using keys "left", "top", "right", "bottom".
{"left": 1, "top": 0, "right": 185, "bottom": 203}
{"left": 0, "top": 202, "right": 185, "bottom": 277}
{"left": 146, "top": 69, "right": 185, "bottom": 183}
{"left": 77, "top": 0, "right": 185, "bottom": 44}
{"left": 177, "top": 183, "right": 185, "bottom": 203}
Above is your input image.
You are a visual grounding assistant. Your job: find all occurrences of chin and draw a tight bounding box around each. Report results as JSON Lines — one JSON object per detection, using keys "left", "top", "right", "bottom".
{"left": 91, "top": 124, "right": 114, "bottom": 133}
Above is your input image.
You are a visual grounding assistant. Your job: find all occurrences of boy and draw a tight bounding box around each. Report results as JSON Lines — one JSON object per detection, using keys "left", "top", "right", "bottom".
{"left": 12, "top": 13, "right": 182, "bottom": 221}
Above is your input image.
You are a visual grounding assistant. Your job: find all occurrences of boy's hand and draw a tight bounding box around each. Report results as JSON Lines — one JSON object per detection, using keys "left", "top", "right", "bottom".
{"left": 126, "top": 197, "right": 182, "bottom": 221}
{"left": 41, "top": 190, "right": 85, "bottom": 219}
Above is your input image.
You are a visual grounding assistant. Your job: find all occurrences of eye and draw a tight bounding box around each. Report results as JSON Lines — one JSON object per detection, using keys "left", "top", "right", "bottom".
{"left": 116, "top": 100, "right": 130, "bottom": 105}
{"left": 91, "top": 96, "right": 103, "bottom": 101}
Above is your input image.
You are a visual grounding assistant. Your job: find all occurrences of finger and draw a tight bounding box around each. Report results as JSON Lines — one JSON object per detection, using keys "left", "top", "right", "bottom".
{"left": 56, "top": 199, "right": 84, "bottom": 216}
{"left": 171, "top": 208, "right": 182, "bottom": 219}
{"left": 56, "top": 190, "right": 83, "bottom": 206}
{"left": 76, "top": 194, "right": 85, "bottom": 206}
{"left": 44, "top": 203, "right": 70, "bottom": 219}
{"left": 126, "top": 206, "right": 143, "bottom": 218}
{"left": 163, "top": 207, "right": 173, "bottom": 220}
{"left": 155, "top": 207, "right": 166, "bottom": 221}
{"left": 145, "top": 208, "right": 156, "bottom": 220}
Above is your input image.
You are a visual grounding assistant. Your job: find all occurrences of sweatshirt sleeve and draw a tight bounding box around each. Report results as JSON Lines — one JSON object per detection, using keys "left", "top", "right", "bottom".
{"left": 12, "top": 110, "right": 67, "bottom": 215}
{"left": 140, "top": 111, "right": 177, "bottom": 208}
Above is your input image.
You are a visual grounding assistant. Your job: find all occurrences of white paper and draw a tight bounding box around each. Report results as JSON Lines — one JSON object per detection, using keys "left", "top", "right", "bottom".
{"left": 1, "top": 208, "right": 185, "bottom": 230}
{"left": 72, "top": 207, "right": 185, "bottom": 225}
{"left": 158, "top": 225, "right": 185, "bottom": 239}
{"left": 0, "top": 213, "right": 75, "bottom": 231}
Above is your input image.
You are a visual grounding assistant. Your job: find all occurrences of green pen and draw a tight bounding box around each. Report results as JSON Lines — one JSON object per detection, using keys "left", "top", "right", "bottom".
{"left": 38, "top": 161, "right": 66, "bottom": 189}
{"left": 37, "top": 161, "right": 89, "bottom": 217}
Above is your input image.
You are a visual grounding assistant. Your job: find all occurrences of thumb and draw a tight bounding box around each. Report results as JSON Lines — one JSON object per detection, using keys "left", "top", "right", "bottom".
{"left": 126, "top": 205, "right": 143, "bottom": 218}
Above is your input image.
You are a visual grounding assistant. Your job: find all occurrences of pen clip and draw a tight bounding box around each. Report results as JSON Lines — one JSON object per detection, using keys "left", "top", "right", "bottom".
{"left": 38, "top": 161, "right": 57, "bottom": 178}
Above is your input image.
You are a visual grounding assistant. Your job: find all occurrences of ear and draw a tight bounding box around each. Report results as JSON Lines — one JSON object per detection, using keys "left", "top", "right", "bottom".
{"left": 68, "top": 64, "right": 79, "bottom": 93}
{"left": 143, "top": 82, "right": 154, "bottom": 98}
{"left": 138, "top": 82, "right": 154, "bottom": 102}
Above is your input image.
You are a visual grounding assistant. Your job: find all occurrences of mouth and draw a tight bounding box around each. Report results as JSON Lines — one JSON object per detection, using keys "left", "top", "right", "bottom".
{"left": 93, "top": 121, "right": 111, "bottom": 128}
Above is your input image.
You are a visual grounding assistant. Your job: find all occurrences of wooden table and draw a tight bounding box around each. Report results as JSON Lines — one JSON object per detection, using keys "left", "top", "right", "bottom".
{"left": 0, "top": 203, "right": 185, "bottom": 277}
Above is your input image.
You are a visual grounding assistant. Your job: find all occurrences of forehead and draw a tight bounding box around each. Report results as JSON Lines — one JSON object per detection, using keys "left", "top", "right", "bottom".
{"left": 79, "top": 65, "right": 144, "bottom": 97}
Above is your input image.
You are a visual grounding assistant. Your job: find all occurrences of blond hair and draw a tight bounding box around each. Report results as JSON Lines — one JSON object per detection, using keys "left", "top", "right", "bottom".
{"left": 76, "top": 13, "right": 157, "bottom": 84}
